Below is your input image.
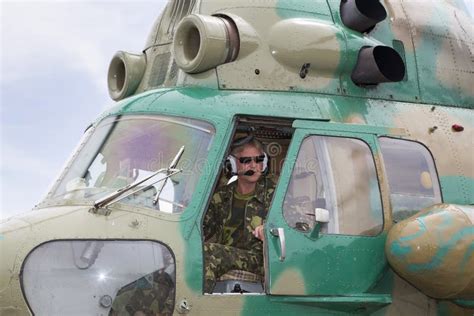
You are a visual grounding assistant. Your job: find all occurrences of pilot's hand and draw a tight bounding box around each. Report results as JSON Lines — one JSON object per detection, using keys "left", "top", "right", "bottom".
{"left": 253, "top": 225, "right": 264, "bottom": 241}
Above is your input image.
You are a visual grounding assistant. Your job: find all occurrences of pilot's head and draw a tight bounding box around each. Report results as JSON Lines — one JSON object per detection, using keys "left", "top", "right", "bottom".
{"left": 230, "top": 136, "right": 266, "bottom": 184}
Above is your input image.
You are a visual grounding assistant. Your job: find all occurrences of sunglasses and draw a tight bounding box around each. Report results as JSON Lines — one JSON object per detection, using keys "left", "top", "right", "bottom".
{"left": 235, "top": 155, "right": 265, "bottom": 164}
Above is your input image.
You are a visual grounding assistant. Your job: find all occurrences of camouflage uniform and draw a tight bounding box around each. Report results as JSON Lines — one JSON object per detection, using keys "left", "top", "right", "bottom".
{"left": 203, "top": 177, "right": 276, "bottom": 293}
{"left": 109, "top": 269, "right": 175, "bottom": 316}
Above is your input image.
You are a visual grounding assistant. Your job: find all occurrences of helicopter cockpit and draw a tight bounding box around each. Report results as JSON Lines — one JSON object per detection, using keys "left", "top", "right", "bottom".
{"left": 204, "top": 116, "right": 294, "bottom": 294}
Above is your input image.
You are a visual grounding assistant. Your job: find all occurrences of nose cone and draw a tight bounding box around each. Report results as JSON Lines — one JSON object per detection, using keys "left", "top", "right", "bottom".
{"left": 0, "top": 206, "right": 91, "bottom": 313}
{"left": 386, "top": 204, "right": 474, "bottom": 299}
{"left": 0, "top": 214, "right": 33, "bottom": 313}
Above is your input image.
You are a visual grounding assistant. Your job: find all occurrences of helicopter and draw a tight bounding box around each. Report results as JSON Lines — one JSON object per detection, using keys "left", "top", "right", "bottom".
{"left": 1, "top": 0, "right": 473, "bottom": 315}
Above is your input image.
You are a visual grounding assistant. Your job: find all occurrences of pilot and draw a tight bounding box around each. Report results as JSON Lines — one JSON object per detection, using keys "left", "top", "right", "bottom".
{"left": 203, "top": 136, "right": 276, "bottom": 293}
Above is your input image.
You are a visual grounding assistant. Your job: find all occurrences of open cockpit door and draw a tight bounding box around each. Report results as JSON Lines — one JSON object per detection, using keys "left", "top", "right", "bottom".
{"left": 264, "top": 120, "right": 391, "bottom": 300}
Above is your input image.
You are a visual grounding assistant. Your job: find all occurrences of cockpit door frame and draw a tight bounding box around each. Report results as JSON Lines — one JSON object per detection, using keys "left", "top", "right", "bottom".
{"left": 264, "top": 120, "right": 392, "bottom": 296}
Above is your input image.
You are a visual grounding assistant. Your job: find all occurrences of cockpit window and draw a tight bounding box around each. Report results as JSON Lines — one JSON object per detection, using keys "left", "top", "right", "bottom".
{"left": 284, "top": 135, "right": 383, "bottom": 236}
{"left": 379, "top": 137, "right": 442, "bottom": 222}
{"left": 48, "top": 115, "right": 215, "bottom": 213}
{"left": 21, "top": 240, "right": 175, "bottom": 315}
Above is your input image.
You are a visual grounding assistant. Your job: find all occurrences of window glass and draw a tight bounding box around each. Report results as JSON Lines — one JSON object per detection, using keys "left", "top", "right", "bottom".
{"left": 284, "top": 136, "right": 383, "bottom": 236}
{"left": 379, "top": 137, "right": 441, "bottom": 221}
{"left": 49, "top": 115, "right": 215, "bottom": 213}
{"left": 22, "top": 240, "right": 175, "bottom": 315}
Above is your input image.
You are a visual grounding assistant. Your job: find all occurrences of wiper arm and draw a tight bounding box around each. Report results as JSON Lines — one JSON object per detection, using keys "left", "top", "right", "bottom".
{"left": 90, "top": 168, "right": 181, "bottom": 212}
{"left": 153, "top": 146, "right": 185, "bottom": 205}
{"left": 91, "top": 146, "right": 185, "bottom": 212}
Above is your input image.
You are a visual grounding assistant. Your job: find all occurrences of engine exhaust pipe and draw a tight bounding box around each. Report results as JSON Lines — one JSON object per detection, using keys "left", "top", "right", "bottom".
{"left": 340, "top": 0, "right": 387, "bottom": 33}
{"left": 351, "top": 46, "right": 406, "bottom": 85}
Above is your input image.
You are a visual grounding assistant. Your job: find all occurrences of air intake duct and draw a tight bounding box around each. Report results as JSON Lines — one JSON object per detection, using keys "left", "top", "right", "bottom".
{"left": 351, "top": 46, "right": 405, "bottom": 85}
{"left": 340, "top": 0, "right": 387, "bottom": 33}
{"left": 107, "top": 51, "right": 146, "bottom": 101}
{"left": 173, "top": 14, "right": 239, "bottom": 74}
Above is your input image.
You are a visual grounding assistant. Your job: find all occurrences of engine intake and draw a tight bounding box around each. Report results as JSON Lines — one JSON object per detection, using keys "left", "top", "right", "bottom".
{"left": 173, "top": 14, "right": 239, "bottom": 74}
{"left": 107, "top": 51, "right": 146, "bottom": 101}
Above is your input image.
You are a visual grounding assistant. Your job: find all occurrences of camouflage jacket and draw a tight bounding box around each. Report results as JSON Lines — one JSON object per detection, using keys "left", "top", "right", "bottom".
{"left": 203, "top": 177, "right": 276, "bottom": 254}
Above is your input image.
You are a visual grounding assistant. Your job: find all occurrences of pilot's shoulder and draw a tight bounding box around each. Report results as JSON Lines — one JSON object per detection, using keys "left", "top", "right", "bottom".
{"left": 265, "top": 175, "right": 278, "bottom": 190}
{"left": 212, "top": 181, "right": 235, "bottom": 203}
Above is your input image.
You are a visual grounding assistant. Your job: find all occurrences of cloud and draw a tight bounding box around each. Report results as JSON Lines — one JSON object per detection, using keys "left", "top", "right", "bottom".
{"left": 0, "top": 141, "right": 56, "bottom": 178}
{"left": 0, "top": 141, "right": 57, "bottom": 218}
{"left": 2, "top": 1, "right": 163, "bottom": 92}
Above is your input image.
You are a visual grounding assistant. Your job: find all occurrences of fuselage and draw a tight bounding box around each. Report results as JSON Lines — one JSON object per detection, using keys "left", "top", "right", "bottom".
{"left": 1, "top": 0, "right": 473, "bottom": 314}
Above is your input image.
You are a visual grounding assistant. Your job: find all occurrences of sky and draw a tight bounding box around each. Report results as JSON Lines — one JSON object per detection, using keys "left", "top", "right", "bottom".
{"left": 1, "top": 0, "right": 166, "bottom": 219}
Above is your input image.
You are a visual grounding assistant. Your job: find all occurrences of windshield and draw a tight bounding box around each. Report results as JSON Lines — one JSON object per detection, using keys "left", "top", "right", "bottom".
{"left": 48, "top": 115, "right": 215, "bottom": 213}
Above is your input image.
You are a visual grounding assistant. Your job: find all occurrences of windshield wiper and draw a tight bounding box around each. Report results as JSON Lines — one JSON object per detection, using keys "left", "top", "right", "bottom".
{"left": 91, "top": 146, "right": 185, "bottom": 213}
{"left": 153, "top": 146, "right": 184, "bottom": 205}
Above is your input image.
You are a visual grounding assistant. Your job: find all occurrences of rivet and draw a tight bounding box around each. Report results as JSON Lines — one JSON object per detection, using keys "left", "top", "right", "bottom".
{"left": 99, "top": 295, "right": 113, "bottom": 308}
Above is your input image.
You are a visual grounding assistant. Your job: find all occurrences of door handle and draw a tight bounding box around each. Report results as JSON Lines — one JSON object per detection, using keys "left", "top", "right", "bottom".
{"left": 270, "top": 227, "right": 286, "bottom": 262}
